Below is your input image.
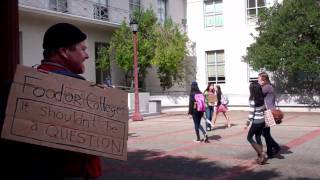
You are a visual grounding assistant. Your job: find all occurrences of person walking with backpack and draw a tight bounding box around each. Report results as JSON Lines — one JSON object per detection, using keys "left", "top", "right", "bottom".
{"left": 203, "top": 83, "right": 216, "bottom": 131}
{"left": 188, "top": 81, "right": 209, "bottom": 143}
{"left": 212, "top": 85, "right": 231, "bottom": 128}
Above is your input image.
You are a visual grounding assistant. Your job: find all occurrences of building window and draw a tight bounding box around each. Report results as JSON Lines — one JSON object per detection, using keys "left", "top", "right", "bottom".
{"left": 94, "top": 0, "right": 108, "bottom": 21}
{"left": 129, "top": 0, "right": 140, "bottom": 18}
{"left": 246, "top": 0, "right": 266, "bottom": 23}
{"left": 248, "top": 65, "right": 259, "bottom": 82}
{"left": 204, "top": 0, "right": 223, "bottom": 28}
{"left": 95, "top": 42, "right": 110, "bottom": 85}
{"left": 207, "top": 50, "right": 225, "bottom": 84}
{"left": 157, "top": 0, "right": 167, "bottom": 24}
{"left": 49, "top": 0, "right": 68, "bottom": 12}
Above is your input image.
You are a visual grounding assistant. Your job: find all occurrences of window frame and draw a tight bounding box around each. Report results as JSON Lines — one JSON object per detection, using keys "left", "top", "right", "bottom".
{"left": 204, "top": 0, "right": 224, "bottom": 29}
{"left": 95, "top": 42, "right": 110, "bottom": 85}
{"left": 157, "top": 0, "right": 167, "bottom": 24}
{"left": 129, "top": 0, "right": 141, "bottom": 19}
{"left": 49, "top": 0, "right": 68, "bottom": 13}
{"left": 247, "top": 64, "right": 259, "bottom": 82}
{"left": 246, "top": 0, "right": 266, "bottom": 24}
{"left": 93, "top": 0, "right": 109, "bottom": 21}
{"left": 206, "top": 50, "right": 226, "bottom": 84}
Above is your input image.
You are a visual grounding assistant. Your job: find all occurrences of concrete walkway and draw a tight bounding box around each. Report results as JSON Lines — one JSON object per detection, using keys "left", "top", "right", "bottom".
{"left": 99, "top": 111, "right": 320, "bottom": 180}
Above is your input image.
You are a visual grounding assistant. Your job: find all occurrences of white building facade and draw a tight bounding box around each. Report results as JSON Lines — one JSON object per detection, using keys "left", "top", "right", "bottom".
{"left": 183, "top": 0, "right": 313, "bottom": 111}
{"left": 18, "top": 0, "right": 186, "bottom": 85}
{"left": 185, "top": 0, "right": 275, "bottom": 107}
{"left": 18, "top": 0, "right": 316, "bottom": 111}
{"left": 150, "top": 0, "right": 279, "bottom": 109}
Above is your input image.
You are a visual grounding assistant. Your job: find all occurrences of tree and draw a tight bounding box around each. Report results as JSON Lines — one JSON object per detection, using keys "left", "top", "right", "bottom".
{"left": 152, "top": 19, "right": 189, "bottom": 90}
{"left": 96, "top": 8, "right": 189, "bottom": 90}
{"left": 243, "top": 0, "right": 320, "bottom": 105}
{"left": 96, "top": 9, "right": 157, "bottom": 88}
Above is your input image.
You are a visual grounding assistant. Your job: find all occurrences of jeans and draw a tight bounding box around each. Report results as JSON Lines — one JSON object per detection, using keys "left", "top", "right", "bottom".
{"left": 205, "top": 106, "right": 214, "bottom": 130}
{"left": 247, "top": 123, "right": 265, "bottom": 145}
{"left": 192, "top": 111, "right": 206, "bottom": 140}
{"left": 263, "top": 127, "right": 280, "bottom": 156}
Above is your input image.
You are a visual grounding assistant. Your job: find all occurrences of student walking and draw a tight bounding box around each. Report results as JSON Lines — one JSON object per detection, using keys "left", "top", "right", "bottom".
{"left": 258, "top": 72, "right": 281, "bottom": 158}
{"left": 245, "top": 82, "right": 267, "bottom": 165}
{"left": 213, "top": 85, "right": 231, "bottom": 128}
{"left": 203, "top": 83, "right": 216, "bottom": 131}
{"left": 188, "top": 81, "right": 209, "bottom": 143}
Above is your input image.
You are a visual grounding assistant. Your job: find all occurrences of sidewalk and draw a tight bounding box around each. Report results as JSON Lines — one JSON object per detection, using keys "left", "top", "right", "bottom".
{"left": 99, "top": 111, "right": 320, "bottom": 180}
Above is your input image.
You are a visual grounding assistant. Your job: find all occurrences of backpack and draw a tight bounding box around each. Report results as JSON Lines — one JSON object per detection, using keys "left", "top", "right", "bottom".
{"left": 194, "top": 93, "right": 206, "bottom": 112}
{"left": 221, "top": 94, "right": 229, "bottom": 105}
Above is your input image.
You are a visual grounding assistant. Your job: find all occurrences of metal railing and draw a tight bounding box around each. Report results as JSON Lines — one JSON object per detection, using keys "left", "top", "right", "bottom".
{"left": 93, "top": 3, "right": 108, "bottom": 21}
{"left": 19, "top": 0, "right": 130, "bottom": 25}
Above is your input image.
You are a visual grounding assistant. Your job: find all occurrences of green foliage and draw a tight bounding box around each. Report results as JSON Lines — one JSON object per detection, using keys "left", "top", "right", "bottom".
{"left": 96, "top": 8, "right": 189, "bottom": 90}
{"left": 134, "top": 9, "right": 158, "bottom": 88}
{"left": 243, "top": 0, "right": 320, "bottom": 97}
{"left": 152, "top": 19, "right": 189, "bottom": 90}
{"left": 96, "top": 44, "right": 110, "bottom": 71}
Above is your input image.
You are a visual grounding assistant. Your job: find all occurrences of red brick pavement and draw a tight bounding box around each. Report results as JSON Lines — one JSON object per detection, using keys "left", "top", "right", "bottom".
{"left": 99, "top": 111, "right": 320, "bottom": 180}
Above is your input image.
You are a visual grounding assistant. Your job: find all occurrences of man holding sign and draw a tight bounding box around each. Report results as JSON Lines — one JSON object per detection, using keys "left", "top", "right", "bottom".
{"left": 37, "top": 23, "right": 101, "bottom": 179}
{"left": 1, "top": 23, "right": 102, "bottom": 179}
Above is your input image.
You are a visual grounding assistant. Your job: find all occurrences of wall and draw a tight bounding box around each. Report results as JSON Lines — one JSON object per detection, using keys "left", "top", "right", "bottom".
{"left": 183, "top": 0, "right": 318, "bottom": 109}
{"left": 109, "top": 0, "right": 130, "bottom": 24}
{"left": 186, "top": 0, "right": 262, "bottom": 102}
{"left": 19, "top": 13, "right": 114, "bottom": 82}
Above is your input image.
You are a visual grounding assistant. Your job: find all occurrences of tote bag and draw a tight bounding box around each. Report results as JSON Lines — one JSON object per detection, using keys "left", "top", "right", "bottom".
{"left": 264, "top": 109, "right": 276, "bottom": 127}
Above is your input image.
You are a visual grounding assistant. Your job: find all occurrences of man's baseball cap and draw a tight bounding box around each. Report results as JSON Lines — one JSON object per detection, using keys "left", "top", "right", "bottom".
{"left": 43, "top": 23, "right": 87, "bottom": 50}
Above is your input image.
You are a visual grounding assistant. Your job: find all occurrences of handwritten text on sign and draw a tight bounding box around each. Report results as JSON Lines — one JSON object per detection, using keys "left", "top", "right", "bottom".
{"left": 1, "top": 65, "right": 128, "bottom": 160}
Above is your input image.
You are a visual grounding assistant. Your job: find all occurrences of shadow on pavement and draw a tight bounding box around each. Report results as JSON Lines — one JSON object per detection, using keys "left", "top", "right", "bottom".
{"left": 98, "top": 149, "right": 282, "bottom": 180}
{"left": 211, "top": 123, "right": 238, "bottom": 131}
{"left": 208, "top": 134, "right": 222, "bottom": 141}
{"left": 272, "top": 145, "right": 293, "bottom": 159}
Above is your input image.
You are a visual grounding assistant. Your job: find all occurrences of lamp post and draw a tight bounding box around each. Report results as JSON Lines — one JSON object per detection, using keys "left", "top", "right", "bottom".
{"left": 130, "top": 19, "right": 143, "bottom": 121}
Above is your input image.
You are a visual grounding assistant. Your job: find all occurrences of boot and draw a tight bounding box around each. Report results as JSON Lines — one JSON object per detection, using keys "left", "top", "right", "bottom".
{"left": 204, "top": 134, "right": 209, "bottom": 143}
{"left": 251, "top": 143, "right": 267, "bottom": 164}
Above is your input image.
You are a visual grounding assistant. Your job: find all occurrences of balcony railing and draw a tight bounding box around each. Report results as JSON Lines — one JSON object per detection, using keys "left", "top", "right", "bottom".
{"left": 93, "top": 3, "right": 108, "bottom": 21}
{"left": 19, "top": 0, "right": 129, "bottom": 25}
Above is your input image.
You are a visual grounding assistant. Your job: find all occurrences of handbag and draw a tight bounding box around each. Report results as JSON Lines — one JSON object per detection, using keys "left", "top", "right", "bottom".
{"left": 272, "top": 108, "right": 283, "bottom": 124}
{"left": 264, "top": 100, "right": 276, "bottom": 127}
{"left": 264, "top": 109, "right": 276, "bottom": 127}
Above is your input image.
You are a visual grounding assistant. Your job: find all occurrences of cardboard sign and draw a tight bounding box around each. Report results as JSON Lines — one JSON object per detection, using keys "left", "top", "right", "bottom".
{"left": 1, "top": 65, "right": 128, "bottom": 160}
{"left": 208, "top": 94, "right": 217, "bottom": 104}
